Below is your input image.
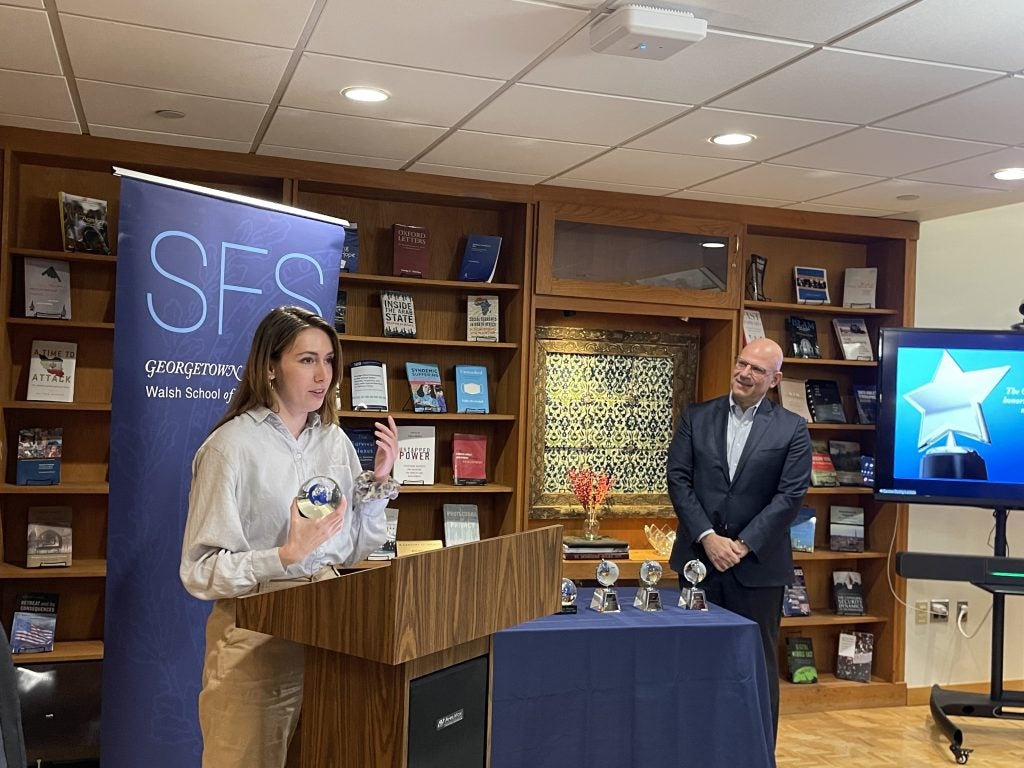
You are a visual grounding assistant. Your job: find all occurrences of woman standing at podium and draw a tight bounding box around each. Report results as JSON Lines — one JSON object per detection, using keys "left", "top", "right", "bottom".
{"left": 180, "top": 306, "right": 400, "bottom": 768}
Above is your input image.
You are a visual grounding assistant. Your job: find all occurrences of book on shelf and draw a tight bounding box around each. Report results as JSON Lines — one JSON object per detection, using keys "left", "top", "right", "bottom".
{"left": 790, "top": 507, "right": 816, "bottom": 553}
{"left": 563, "top": 549, "right": 630, "bottom": 560}
{"left": 27, "top": 339, "right": 77, "bottom": 402}
{"left": 782, "top": 566, "right": 811, "bottom": 617}
{"left": 793, "top": 266, "right": 829, "bottom": 305}
{"left": 741, "top": 309, "right": 766, "bottom": 346}
{"left": 16, "top": 427, "right": 63, "bottom": 486}
{"left": 829, "top": 439, "right": 864, "bottom": 485}
{"left": 380, "top": 290, "right": 416, "bottom": 338}
{"left": 832, "top": 318, "right": 873, "bottom": 361}
{"left": 24, "top": 257, "right": 71, "bottom": 320}
{"left": 810, "top": 439, "right": 839, "bottom": 487}
{"left": 340, "top": 222, "right": 359, "bottom": 272}
{"left": 59, "top": 191, "right": 110, "bottom": 255}
{"left": 829, "top": 505, "right": 865, "bottom": 552}
{"left": 458, "top": 234, "right": 502, "bottom": 282}
{"left": 778, "top": 378, "right": 811, "bottom": 421}
{"left": 392, "top": 223, "right": 429, "bottom": 278}
{"left": 393, "top": 425, "right": 436, "bottom": 485}
{"left": 26, "top": 505, "right": 73, "bottom": 568}
{"left": 454, "top": 365, "right": 490, "bottom": 414}
{"left": 443, "top": 503, "right": 481, "bottom": 546}
{"left": 350, "top": 359, "right": 388, "bottom": 412}
{"left": 562, "top": 535, "right": 629, "bottom": 560}
{"left": 10, "top": 592, "right": 59, "bottom": 654}
{"left": 396, "top": 540, "right": 444, "bottom": 557}
{"left": 342, "top": 427, "right": 377, "bottom": 472}
{"left": 786, "top": 316, "right": 820, "bottom": 358}
{"left": 333, "top": 289, "right": 346, "bottom": 334}
{"left": 405, "top": 362, "right": 447, "bottom": 413}
{"left": 805, "top": 379, "right": 847, "bottom": 424}
{"left": 467, "top": 294, "right": 500, "bottom": 342}
{"left": 835, "top": 631, "right": 873, "bottom": 683}
{"left": 852, "top": 383, "right": 878, "bottom": 425}
{"left": 832, "top": 570, "right": 866, "bottom": 615}
{"left": 842, "top": 267, "right": 877, "bottom": 308}
{"left": 452, "top": 433, "right": 487, "bottom": 485}
{"left": 367, "top": 507, "right": 399, "bottom": 560}
{"left": 785, "top": 636, "right": 819, "bottom": 684}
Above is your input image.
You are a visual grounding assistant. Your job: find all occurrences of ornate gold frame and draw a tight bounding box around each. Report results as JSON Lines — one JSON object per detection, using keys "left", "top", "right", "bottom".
{"left": 530, "top": 326, "right": 699, "bottom": 520}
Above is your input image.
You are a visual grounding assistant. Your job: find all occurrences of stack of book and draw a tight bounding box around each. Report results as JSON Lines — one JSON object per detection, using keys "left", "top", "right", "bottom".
{"left": 562, "top": 535, "right": 630, "bottom": 560}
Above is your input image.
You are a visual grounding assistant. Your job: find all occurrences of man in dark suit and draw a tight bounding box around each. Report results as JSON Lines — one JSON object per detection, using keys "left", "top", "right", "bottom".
{"left": 667, "top": 338, "right": 811, "bottom": 740}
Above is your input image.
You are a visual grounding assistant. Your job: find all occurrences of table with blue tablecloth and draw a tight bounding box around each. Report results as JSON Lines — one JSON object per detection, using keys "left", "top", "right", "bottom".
{"left": 491, "top": 587, "right": 776, "bottom": 768}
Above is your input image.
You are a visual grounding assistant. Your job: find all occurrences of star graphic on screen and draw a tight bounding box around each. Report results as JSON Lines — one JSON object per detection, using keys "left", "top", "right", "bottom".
{"left": 903, "top": 350, "right": 1009, "bottom": 450}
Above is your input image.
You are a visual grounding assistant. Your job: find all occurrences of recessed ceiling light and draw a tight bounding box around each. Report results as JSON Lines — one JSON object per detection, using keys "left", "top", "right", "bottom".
{"left": 700, "top": 241, "right": 726, "bottom": 248}
{"left": 341, "top": 86, "right": 390, "bottom": 103}
{"left": 993, "top": 167, "right": 1024, "bottom": 181}
{"left": 896, "top": 194, "right": 920, "bottom": 201}
{"left": 155, "top": 109, "right": 186, "bottom": 119}
{"left": 709, "top": 132, "right": 755, "bottom": 146}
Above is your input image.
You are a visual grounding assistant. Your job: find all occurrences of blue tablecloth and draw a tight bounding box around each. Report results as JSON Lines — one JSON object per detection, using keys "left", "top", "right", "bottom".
{"left": 491, "top": 588, "right": 775, "bottom": 768}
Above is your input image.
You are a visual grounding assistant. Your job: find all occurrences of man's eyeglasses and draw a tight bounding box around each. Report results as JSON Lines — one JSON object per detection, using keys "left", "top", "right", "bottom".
{"left": 734, "top": 358, "right": 775, "bottom": 378}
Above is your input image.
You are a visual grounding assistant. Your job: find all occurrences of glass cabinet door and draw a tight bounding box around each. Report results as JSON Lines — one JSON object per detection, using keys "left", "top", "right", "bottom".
{"left": 536, "top": 201, "right": 743, "bottom": 309}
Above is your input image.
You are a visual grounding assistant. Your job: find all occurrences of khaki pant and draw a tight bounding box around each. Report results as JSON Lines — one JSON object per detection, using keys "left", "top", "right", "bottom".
{"left": 199, "top": 569, "right": 339, "bottom": 768}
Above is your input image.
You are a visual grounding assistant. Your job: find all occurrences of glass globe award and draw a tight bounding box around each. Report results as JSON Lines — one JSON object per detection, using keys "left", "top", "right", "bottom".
{"left": 589, "top": 558, "right": 621, "bottom": 613}
{"left": 633, "top": 560, "right": 664, "bottom": 612}
{"left": 678, "top": 558, "right": 709, "bottom": 611}
{"left": 295, "top": 476, "right": 343, "bottom": 520}
{"left": 559, "top": 578, "right": 578, "bottom": 615}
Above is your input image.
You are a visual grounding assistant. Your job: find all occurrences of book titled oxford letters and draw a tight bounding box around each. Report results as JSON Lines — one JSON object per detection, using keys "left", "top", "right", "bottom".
{"left": 27, "top": 506, "right": 73, "bottom": 568}
{"left": 27, "top": 340, "right": 77, "bottom": 402}
{"left": 24, "top": 257, "right": 72, "bottom": 319}
{"left": 392, "top": 223, "right": 429, "bottom": 278}
{"left": 394, "top": 425, "right": 436, "bottom": 485}
{"left": 467, "top": 294, "right": 499, "bottom": 342}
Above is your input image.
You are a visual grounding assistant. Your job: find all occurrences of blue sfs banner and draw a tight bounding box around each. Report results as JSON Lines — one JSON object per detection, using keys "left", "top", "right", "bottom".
{"left": 103, "top": 170, "right": 345, "bottom": 767}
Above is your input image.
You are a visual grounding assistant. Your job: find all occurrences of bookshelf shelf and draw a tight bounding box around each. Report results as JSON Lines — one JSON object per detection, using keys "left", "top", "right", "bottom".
{"left": 341, "top": 410, "right": 515, "bottom": 421}
{"left": 0, "top": 482, "right": 109, "bottom": 495}
{"left": 1, "top": 400, "right": 112, "bottom": 412}
{"left": 10, "top": 639, "right": 105, "bottom": 664}
{"left": 781, "top": 612, "right": 889, "bottom": 628}
{"left": 7, "top": 318, "right": 115, "bottom": 332}
{"left": 396, "top": 483, "right": 514, "bottom": 495}
{"left": 10, "top": 247, "right": 117, "bottom": 266}
{"left": 0, "top": 559, "right": 106, "bottom": 579}
{"left": 340, "top": 334, "right": 519, "bottom": 349}
{"left": 746, "top": 301, "right": 898, "bottom": 317}
{"left": 340, "top": 273, "right": 520, "bottom": 293}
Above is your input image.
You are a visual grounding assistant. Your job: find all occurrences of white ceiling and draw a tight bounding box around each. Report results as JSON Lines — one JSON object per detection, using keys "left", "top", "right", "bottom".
{"left": 2, "top": 0, "right": 1024, "bottom": 220}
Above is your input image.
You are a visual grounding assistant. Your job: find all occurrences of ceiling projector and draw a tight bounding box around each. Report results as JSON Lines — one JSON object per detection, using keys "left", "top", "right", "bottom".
{"left": 590, "top": 4, "right": 707, "bottom": 60}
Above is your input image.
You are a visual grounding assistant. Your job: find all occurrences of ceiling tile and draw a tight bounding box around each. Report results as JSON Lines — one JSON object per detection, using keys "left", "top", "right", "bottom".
{"left": 0, "top": 69, "right": 75, "bottom": 120}
{"left": 877, "top": 77, "right": 1024, "bottom": 145}
{"left": 0, "top": 113, "right": 80, "bottom": 133}
{"left": 811, "top": 178, "right": 1009, "bottom": 212}
{"left": 4, "top": 1, "right": 44, "bottom": 7}
{"left": 419, "top": 130, "right": 604, "bottom": 177}
{"left": 56, "top": 0, "right": 315, "bottom": 48}
{"left": 678, "top": 0, "right": 909, "bottom": 43}
{"left": 627, "top": 107, "right": 853, "bottom": 161}
{"left": 61, "top": 16, "right": 291, "bottom": 102}
{"left": 282, "top": 53, "right": 501, "bottom": 127}
{"left": 263, "top": 107, "right": 446, "bottom": 161}
{"left": 308, "top": 0, "right": 588, "bottom": 80}
{"left": 560, "top": 147, "right": 751, "bottom": 189}
{"left": 712, "top": 48, "right": 999, "bottom": 124}
{"left": 77, "top": 81, "right": 267, "bottom": 142}
{"left": 691, "top": 163, "right": 882, "bottom": 200}
{"left": 774, "top": 127, "right": 1001, "bottom": 177}
{"left": 409, "top": 162, "right": 546, "bottom": 186}
{"left": 526, "top": 28, "right": 809, "bottom": 105}
{"left": 0, "top": 6, "right": 60, "bottom": 74}
{"left": 257, "top": 145, "right": 405, "bottom": 171}
{"left": 543, "top": 178, "right": 677, "bottom": 197}
{"left": 463, "top": 84, "right": 684, "bottom": 146}
{"left": 904, "top": 147, "right": 1024, "bottom": 191}
{"left": 668, "top": 190, "right": 792, "bottom": 207}
{"left": 90, "top": 125, "right": 251, "bottom": 153}
{"left": 835, "top": 0, "right": 1024, "bottom": 71}
{"left": 783, "top": 202, "right": 902, "bottom": 217}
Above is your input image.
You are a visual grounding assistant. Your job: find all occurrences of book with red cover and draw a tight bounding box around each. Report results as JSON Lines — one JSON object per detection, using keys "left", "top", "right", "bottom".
{"left": 392, "top": 224, "right": 429, "bottom": 278}
{"left": 452, "top": 433, "right": 487, "bottom": 485}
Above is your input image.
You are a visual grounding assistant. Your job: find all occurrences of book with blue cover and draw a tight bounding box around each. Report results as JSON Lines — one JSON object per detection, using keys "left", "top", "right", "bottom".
{"left": 343, "top": 427, "right": 377, "bottom": 472}
{"left": 454, "top": 365, "right": 490, "bottom": 413}
{"left": 340, "top": 223, "right": 359, "bottom": 272}
{"left": 790, "top": 506, "right": 816, "bottom": 553}
{"left": 10, "top": 592, "right": 59, "bottom": 653}
{"left": 405, "top": 362, "right": 446, "bottom": 413}
{"left": 458, "top": 234, "right": 501, "bottom": 282}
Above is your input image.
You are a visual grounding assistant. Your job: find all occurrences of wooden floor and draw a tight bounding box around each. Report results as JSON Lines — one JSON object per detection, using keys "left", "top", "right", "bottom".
{"left": 777, "top": 704, "right": 1024, "bottom": 767}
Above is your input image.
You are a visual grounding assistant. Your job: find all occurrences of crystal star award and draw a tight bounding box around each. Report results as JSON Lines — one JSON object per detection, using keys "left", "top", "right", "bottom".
{"left": 590, "top": 559, "right": 621, "bottom": 613}
{"left": 903, "top": 351, "right": 1010, "bottom": 480}
{"left": 633, "top": 560, "right": 664, "bottom": 612}
{"left": 295, "top": 476, "right": 343, "bottom": 519}
{"left": 679, "top": 559, "right": 709, "bottom": 611}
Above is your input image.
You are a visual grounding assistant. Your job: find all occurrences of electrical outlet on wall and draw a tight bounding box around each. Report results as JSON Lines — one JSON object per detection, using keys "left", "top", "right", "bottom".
{"left": 914, "top": 601, "right": 929, "bottom": 625}
{"left": 930, "top": 599, "right": 950, "bottom": 623}
{"left": 957, "top": 600, "right": 969, "bottom": 624}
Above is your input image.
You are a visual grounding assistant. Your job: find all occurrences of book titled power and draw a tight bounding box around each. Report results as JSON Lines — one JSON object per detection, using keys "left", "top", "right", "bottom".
{"left": 11, "top": 592, "right": 59, "bottom": 653}
{"left": 393, "top": 224, "right": 429, "bottom": 278}
{"left": 394, "top": 425, "right": 436, "bottom": 485}
{"left": 452, "top": 433, "right": 487, "bottom": 485}
{"left": 27, "top": 339, "right": 77, "bottom": 402}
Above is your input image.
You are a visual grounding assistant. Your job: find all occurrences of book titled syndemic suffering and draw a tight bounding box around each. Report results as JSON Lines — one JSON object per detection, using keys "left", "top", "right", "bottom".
{"left": 467, "top": 294, "right": 500, "bottom": 342}
{"left": 392, "top": 223, "right": 429, "bottom": 278}
{"left": 380, "top": 290, "right": 416, "bottom": 338}
{"left": 10, "top": 592, "right": 59, "bottom": 653}
{"left": 59, "top": 192, "right": 111, "bottom": 255}
{"left": 27, "top": 339, "right": 77, "bottom": 402}
{"left": 405, "top": 362, "right": 446, "bottom": 413}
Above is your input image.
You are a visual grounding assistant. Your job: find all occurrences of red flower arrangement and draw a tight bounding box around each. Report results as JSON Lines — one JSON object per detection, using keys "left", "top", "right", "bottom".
{"left": 567, "top": 468, "right": 616, "bottom": 512}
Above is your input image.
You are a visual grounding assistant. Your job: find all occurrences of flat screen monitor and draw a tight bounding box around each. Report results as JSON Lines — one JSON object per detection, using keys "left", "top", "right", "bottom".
{"left": 875, "top": 327, "right": 1024, "bottom": 509}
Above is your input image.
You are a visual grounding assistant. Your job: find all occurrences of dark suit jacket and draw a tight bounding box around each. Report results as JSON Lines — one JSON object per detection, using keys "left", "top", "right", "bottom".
{"left": 667, "top": 395, "right": 812, "bottom": 587}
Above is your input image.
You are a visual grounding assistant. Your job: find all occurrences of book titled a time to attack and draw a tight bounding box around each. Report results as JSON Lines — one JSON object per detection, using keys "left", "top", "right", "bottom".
{"left": 392, "top": 224, "right": 429, "bottom": 278}
{"left": 27, "top": 340, "right": 77, "bottom": 402}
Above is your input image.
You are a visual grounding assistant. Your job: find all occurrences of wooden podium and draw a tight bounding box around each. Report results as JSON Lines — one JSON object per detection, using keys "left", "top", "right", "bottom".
{"left": 235, "top": 526, "right": 562, "bottom": 768}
